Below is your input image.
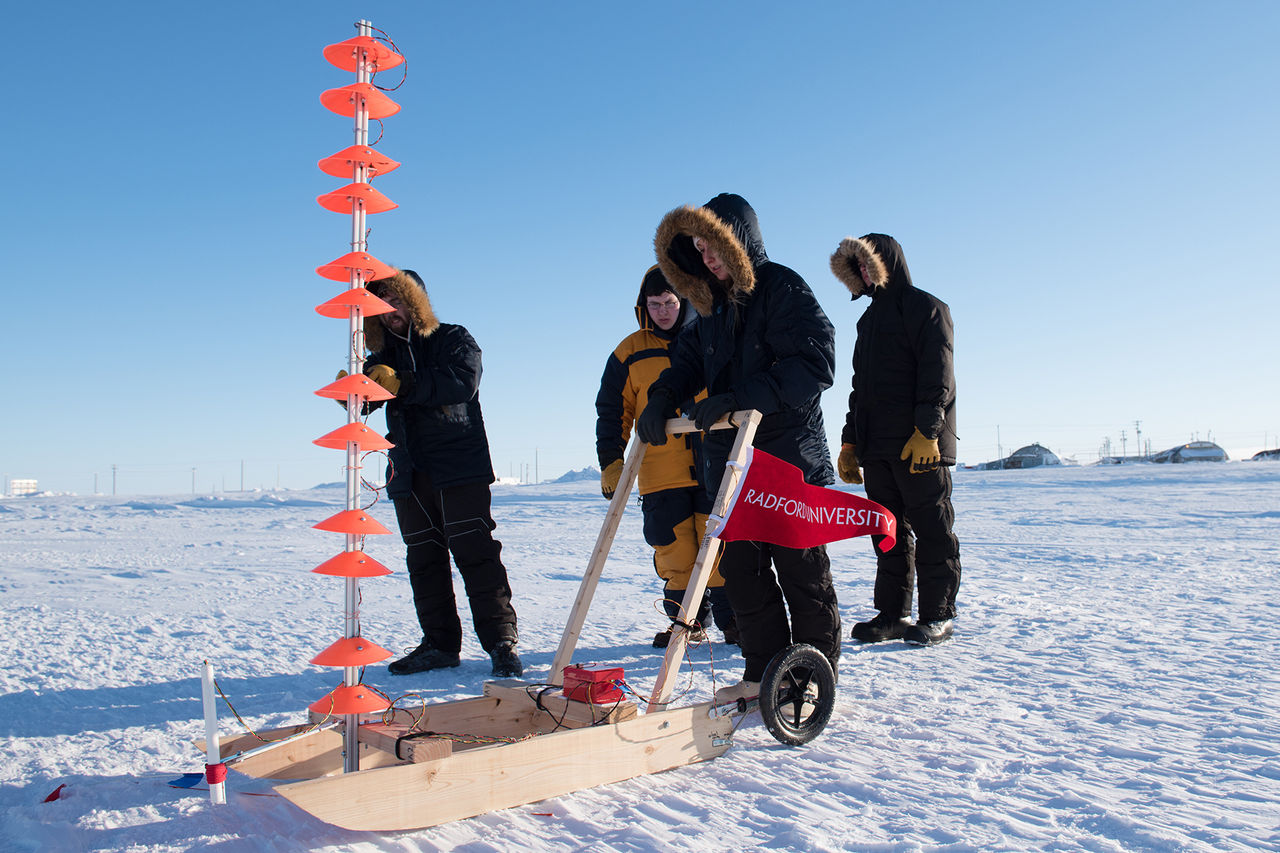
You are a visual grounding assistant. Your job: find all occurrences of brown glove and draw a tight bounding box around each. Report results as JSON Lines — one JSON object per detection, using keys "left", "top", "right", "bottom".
{"left": 600, "top": 459, "right": 624, "bottom": 499}
{"left": 900, "top": 428, "right": 941, "bottom": 474}
{"left": 365, "top": 364, "right": 401, "bottom": 396}
{"left": 837, "top": 443, "right": 862, "bottom": 485}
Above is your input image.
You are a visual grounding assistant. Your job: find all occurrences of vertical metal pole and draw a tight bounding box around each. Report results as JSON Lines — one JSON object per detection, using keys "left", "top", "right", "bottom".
{"left": 339, "top": 18, "right": 375, "bottom": 775}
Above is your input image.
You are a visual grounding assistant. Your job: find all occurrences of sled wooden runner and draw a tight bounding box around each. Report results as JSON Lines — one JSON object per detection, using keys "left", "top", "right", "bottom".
{"left": 207, "top": 411, "right": 762, "bottom": 831}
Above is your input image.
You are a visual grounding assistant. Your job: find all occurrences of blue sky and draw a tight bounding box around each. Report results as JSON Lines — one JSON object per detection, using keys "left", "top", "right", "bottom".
{"left": 5, "top": 1, "right": 1278, "bottom": 495}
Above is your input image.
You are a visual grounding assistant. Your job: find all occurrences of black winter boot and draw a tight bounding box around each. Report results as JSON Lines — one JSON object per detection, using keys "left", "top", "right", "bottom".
{"left": 904, "top": 619, "right": 954, "bottom": 646}
{"left": 388, "top": 640, "right": 461, "bottom": 675}
{"left": 850, "top": 613, "right": 912, "bottom": 644}
{"left": 489, "top": 642, "right": 524, "bottom": 677}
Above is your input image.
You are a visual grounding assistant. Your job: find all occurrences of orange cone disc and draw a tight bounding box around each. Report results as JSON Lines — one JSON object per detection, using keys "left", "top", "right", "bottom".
{"left": 315, "top": 288, "right": 394, "bottom": 319}
{"left": 315, "top": 373, "right": 396, "bottom": 402}
{"left": 320, "top": 83, "right": 401, "bottom": 119}
{"left": 308, "top": 683, "right": 390, "bottom": 716}
{"left": 323, "top": 36, "right": 405, "bottom": 73}
{"left": 318, "top": 145, "right": 401, "bottom": 179}
{"left": 317, "top": 183, "right": 397, "bottom": 215}
{"left": 314, "top": 422, "right": 394, "bottom": 451}
{"left": 315, "top": 250, "right": 396, "bottom": 283}
{"left": 312, "top": 550, "right": 393, "bottom": 577}
{"left": 311, "top": 636, "right": 393, "bottom": 667}
{"left": 313, "top": 509, "right": 392, "bottom": 535}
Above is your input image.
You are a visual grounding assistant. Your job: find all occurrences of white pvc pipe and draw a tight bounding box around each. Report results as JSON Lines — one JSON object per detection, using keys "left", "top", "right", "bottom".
{"left": 201, "top": 660, "right": 227, "bottom": 805}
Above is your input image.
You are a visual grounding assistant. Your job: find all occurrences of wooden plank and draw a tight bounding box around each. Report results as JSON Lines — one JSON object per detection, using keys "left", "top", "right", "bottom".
{"left": 274, "top": 700, "right": 735, "bottom": 831}
{"left": 201, "top": 725, "right": 399, "bottom": 780}
{"left": 548, "top": 434, "right": 647, "bottom": 684}
{"left": 550, "top": 412, "right": 757, "bottom": 686}
{"left": 358, "top": 724, "right": 453, "bottom": 764}
{"left": 649, "top": 410, "right": 762, "bottom": 711}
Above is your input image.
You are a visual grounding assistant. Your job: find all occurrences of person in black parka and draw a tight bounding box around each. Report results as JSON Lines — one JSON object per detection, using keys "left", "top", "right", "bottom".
{"left": 829, "top": 234, "right": 961, "bottom": 646}
{"left": 637, "top": 193, "right": 841, "bottom": 700}
{"left": 361, "top": 268, "right": 522, "bottom": 678}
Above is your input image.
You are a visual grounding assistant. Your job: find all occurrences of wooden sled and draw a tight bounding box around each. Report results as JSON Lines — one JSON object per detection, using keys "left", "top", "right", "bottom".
{"left": 200, "top": 410, "right": 835, "bottom": 831}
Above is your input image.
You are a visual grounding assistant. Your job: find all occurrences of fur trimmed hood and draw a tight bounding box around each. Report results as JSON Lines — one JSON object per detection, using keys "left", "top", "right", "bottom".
{"left": 653, "top": 193, "right": 765, "bottom": 316}
{"left": 363, "top": 268, "right": 439, "bottom": 353}
{"left": 829, "top": 233, "right": 911, "bottom": 299}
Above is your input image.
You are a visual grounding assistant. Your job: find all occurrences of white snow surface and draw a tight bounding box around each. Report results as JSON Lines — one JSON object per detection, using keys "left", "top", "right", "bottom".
{"left": 2, "top": 463, "right": 1278, "bottom": 852}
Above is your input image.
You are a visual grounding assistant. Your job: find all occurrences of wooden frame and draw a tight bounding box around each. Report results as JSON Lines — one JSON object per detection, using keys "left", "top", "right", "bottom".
{"left": 209, "top": 411, "right": 762, "bottom": 831}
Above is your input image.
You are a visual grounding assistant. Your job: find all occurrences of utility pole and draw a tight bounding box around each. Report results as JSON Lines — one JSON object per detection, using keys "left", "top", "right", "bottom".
{"left": 112, "top": 464, "right": 118, "bottom": 496}
{"left": 1134, "top": 420, "right": 1142, "bottom": 460}
{"left": 1120, "top": 430, "right": 1127, "bottom": 460}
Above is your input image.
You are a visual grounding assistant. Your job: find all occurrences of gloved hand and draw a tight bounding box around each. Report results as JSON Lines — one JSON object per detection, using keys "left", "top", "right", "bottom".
{"left": 365, "top": 364, "right": 401, "bottom": 396}
{"left": 636, "top": 388, "right": 675, "bottom": 445}
{"left": 333, "top": 370, "right": 351, "bottom": 408}
{"left": 600, "top": 459, "right": 623, "bottom": 499}
{"left": 837, "top": 443, "right": 863, "bottom": 484}
{"left": 900, "top": 428, "right": 941, "bottom": 474}
{"left": 691, "top": 392, "right": 737, "bottom": 431}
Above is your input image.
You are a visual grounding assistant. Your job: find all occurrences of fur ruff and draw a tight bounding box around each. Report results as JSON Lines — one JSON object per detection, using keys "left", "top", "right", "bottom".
{"left": 830, "top": 236, "right": 888, "bottom": 296}
{"left": 653, "top": 205, "right": 755, "bottom": 317}
{"left": 363, "top": 269, "right": 439, "bottom": 353}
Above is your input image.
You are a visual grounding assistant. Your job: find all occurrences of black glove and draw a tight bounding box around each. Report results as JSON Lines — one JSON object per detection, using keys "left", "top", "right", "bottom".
{"left": 691, "top": 392, "right": 737, "bottom": 431}
{"left": 637, "top": 388, "right": 675, "bottom": 446}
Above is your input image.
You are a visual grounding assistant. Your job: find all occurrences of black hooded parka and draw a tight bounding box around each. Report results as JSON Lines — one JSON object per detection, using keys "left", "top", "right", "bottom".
{"left": 837, "top": 234, "right": 956, "bottom": 464}
{"left": 651, "top": 194, "right": 836, "bottom": 492}
{"left": 362, "top": 270, "right": 496, "bottom": 496}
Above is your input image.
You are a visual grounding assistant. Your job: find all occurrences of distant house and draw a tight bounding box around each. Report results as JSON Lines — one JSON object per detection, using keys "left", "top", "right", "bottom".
{"left": 1151, "top": 441, "right": 1228, "bottom": 463}
{"left": 1251, "top": 448, "right": 1280, "bottom": 462}
{"left": 7, "top": 478, "right": 37, "bottom": 496}
{"left": 974, "top": 443, "right": 1061, "bottom": 470}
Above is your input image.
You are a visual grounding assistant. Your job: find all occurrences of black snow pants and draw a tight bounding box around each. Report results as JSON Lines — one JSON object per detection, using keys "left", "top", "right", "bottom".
{"left": 718, "top": 540, "right": 840, "bottom": 682}
{"left": 862, "top": 458, "right": 961, "bottom": 622}
{"left": 391, "top": 471, "right": 518, "bottom": 653}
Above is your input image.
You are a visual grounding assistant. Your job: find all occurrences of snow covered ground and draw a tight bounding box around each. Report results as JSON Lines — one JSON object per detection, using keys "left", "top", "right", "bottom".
{"left": 1, "top": 462, "right": 1277, "bottom": 852}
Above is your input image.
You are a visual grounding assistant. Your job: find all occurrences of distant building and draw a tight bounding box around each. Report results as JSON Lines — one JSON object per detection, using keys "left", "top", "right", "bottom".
{"left": 1151, "top": 441, "right": 1229, "bottom": 463}
{"left": 974, "top": 443, "right": 1061, "bottom": 470}
{"left": 7, "top": 478, "right": 37, "bottom": 496}
{"left": 1250, "top": 448, "right": 1280, "bottom": 462}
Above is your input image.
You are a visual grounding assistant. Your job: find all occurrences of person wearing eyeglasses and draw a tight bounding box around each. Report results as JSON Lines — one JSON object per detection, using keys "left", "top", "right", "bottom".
{"left": 595, "top": 265, "right": 738, "bottom": 648}
{"left": 358, "top": 268, "right": 523, "bottom": 679}
{"left": 637, "top": 194, "right": 840, "bottom": 703}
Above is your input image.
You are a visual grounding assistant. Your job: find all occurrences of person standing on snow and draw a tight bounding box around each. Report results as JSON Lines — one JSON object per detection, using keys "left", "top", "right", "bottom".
{"left": 595, "top": 265, "right": 738, "bottom": 649}
{"left": 829, "top": 234, "right": 961, "bottom": 646}
{"left": 637, "top": 193, "right": 840, "bottom": 702}
{"left": 360, "top": 268, "right": 523, "bottom": 677}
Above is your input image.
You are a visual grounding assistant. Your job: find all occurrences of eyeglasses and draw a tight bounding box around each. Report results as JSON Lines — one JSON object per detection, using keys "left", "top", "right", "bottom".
{"left": 646, "top": 300, "right": 680, "bottom": 312}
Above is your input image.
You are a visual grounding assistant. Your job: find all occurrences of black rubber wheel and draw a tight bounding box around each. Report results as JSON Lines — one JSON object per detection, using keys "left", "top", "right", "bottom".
{"left": 758, "top": 643, "right": 836, "bottom": 746}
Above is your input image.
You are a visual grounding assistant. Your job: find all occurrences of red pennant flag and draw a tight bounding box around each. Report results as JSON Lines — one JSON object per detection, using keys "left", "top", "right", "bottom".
{"left": 709, "top": 448, "right": 896, "bottom": 551}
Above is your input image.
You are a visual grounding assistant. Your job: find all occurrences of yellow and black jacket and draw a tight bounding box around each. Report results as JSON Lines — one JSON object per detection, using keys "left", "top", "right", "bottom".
{"left": 595, "top": 267, "right": 703, "bottom": 496}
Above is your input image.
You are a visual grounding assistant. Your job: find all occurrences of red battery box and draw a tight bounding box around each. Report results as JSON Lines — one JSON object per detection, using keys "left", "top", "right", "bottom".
{"left": 562, "top": 664, "right": 625, "bottom": 704}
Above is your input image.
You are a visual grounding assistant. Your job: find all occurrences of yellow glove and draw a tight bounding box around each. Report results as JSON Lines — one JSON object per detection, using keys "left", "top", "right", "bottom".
{"left": 901, "top": 428, "right": 941, "bottom": 474}
{"left": 366, "top": 364, "right": 401, "bottom": 396}
{"left": 601, "top": 459, "right": 623, "bottom": 499}
{"left": 332, "top": 370, "right": 351, "bottom": 408}
{"left": 837, "top": 443, "right": 862, "bottom": 485}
